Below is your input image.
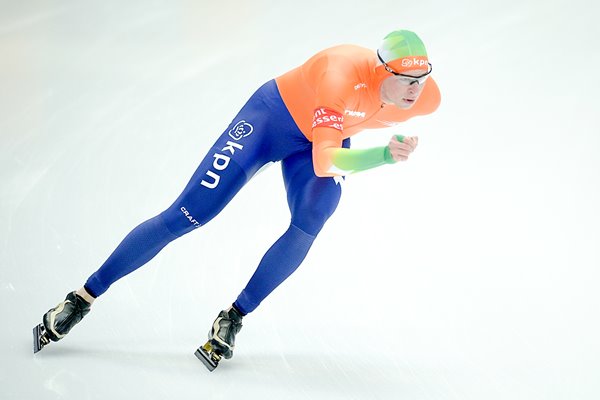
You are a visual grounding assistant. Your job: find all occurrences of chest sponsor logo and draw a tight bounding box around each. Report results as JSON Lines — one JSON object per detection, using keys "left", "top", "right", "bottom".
{"left": 354, "top": 83, "right": 367, "bottom": 90}
{"left": 312, "top": 108, "right": 344, "bottom": 131}
{"left": 345, "top": 110, "right": 366, "bottom": 118}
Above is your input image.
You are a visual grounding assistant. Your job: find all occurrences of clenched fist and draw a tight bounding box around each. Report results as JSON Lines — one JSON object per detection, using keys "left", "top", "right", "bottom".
{"left": 388, "top": 135, "right": 418, "bottom": 162}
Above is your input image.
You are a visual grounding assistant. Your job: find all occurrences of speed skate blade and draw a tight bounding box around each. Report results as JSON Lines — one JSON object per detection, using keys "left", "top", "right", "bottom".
{"left": 33, "top": 324, "right": 48, "bottom": 353}
{"left": 194, "top": 345, "right": 219, "bottom": 371}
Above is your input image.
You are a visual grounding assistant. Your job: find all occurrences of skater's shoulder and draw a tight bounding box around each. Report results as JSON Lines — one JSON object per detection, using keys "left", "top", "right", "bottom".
{"left": 308, "top": 44, "right": 375, "bottom": 68}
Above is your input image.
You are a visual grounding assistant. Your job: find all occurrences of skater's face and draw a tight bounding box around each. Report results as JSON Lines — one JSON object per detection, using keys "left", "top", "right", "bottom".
{"left": 380, "top": 67, "right": 430, "bottom": 109}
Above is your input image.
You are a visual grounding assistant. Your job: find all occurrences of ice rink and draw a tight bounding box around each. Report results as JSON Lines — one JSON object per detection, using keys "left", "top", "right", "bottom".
{"left": 1, "top": 0, "right": 599, "bottom": 399}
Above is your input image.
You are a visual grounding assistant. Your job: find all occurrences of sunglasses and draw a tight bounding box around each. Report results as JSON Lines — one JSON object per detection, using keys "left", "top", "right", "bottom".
{"left": 377, "top": 50, "right": 432, "bottom": 85}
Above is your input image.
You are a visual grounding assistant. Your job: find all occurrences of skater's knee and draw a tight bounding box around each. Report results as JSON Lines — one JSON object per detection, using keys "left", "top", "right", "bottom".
{"left": 291, "top": 208, "right": 334, "bottom": 236}
{"left": 159, "top": 207, "right": 200, "bottom": 238}
{"left": 292, "top": 202, "right": 337, "bottom": 236}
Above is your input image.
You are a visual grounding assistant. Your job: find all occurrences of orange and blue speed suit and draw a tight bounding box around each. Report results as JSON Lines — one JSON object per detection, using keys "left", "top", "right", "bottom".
{"left": 83, "top": 45, "right": 441, "bottom": 315}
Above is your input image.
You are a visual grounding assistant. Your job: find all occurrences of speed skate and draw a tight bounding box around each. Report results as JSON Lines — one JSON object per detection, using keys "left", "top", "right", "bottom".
{"left": 33, "top": 323, "right": 51, "bottom": 353}
{"left": 194, "top": 341, "right": 223, "bottom": 371}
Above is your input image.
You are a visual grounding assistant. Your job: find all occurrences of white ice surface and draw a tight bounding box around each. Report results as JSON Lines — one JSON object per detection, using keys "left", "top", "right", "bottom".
{"left": 1, "top": 1, "right": 600, "bottom": 399}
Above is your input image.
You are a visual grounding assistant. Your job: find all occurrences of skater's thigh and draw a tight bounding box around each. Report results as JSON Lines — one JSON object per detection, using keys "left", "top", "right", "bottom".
{"left": 281, "top": 139, "right": 350, "bottom": 236}
{"left": 163, "top": 106, "right": 273, "bottom": 234}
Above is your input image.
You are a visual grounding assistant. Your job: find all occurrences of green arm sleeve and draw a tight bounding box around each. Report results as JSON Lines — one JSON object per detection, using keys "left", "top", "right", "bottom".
{"left": 328, "top": 135, "right": 404, "bottom": 175}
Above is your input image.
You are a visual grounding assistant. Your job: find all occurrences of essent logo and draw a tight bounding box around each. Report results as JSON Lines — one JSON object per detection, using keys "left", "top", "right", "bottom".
{"left": 312, "top": 107, "right": 344, "bottom": 131}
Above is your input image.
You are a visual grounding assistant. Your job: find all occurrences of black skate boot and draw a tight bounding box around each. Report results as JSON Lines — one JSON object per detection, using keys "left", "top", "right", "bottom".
{"left": 33, "top": 291, "right": 91, "bottom": 353}
{"left": 194, "top": 306, "right": 244, "bottom": 371}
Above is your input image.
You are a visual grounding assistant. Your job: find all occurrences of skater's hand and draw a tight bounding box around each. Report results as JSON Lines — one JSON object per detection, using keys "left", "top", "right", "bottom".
{"left": 388, "top": 135, "right": 418, "bottom": 162}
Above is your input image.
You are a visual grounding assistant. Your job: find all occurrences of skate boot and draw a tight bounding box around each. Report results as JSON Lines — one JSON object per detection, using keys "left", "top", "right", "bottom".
{"left": 33, "top": 291, "right": 91, "bottom": 353}
{"left": 194, "top": 305, "right": 244, "bottom": 371}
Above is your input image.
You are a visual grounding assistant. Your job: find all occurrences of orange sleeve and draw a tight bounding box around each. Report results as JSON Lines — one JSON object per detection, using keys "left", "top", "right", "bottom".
{"left": 308, "top": 64, "right": 357, "bottom": 177}
{"left": 312, "top": 127, "right": 344, "bottom": 177}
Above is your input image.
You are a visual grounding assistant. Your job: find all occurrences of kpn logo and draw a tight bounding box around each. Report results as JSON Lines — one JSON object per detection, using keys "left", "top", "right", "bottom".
{"left": 228, "top": 120, "right": 254, "bottom": 141}
{"left": 401, "top": 57, "right": 428, "bottom": 68}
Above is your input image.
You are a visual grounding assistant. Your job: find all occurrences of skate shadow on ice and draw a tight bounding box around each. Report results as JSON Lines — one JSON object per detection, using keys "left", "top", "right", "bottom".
{"left": 31, "top": 339, "right": 198, "bottom": 373}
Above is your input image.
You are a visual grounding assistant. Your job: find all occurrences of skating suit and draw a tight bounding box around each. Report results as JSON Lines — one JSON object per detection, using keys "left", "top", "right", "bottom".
{"left": 83, "top": 45, "right": 441, "bottom": 314}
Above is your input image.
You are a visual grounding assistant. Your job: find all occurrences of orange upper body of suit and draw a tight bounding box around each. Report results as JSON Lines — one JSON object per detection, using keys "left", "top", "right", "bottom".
{"left": 275, "top": 45, "right": 441, "bottom": 176}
